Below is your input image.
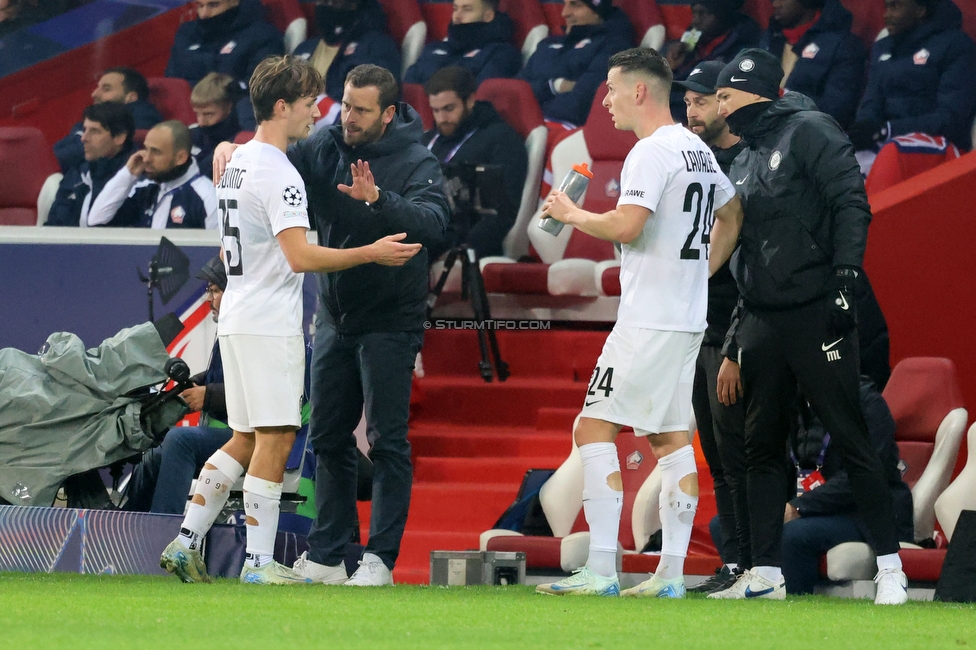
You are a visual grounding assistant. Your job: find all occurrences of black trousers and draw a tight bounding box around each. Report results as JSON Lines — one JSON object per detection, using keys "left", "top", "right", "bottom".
{"left": 306, "top": 324, "right": 424, "bottom": 570}
{"left": 737, "top": 300, "right": 900, "bottom": 567}
{"left": 692, "top": 344, "right": 751, "bottom": 567}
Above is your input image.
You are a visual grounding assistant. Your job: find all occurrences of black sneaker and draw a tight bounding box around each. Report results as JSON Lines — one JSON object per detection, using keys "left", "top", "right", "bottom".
{"left": 688, "top": 565, "right": 740, "bottom": 594}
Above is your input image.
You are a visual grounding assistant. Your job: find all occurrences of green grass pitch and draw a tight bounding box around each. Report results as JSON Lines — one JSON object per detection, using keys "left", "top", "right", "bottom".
{"left": 1, "top": 573, "right": 975, "bottom": 649}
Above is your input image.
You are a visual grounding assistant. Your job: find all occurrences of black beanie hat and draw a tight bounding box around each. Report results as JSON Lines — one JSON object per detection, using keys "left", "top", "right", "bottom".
{"left": 579, "top": 0, "right": 614, "bottom": 20}
{"left": 716, "top": 48, "right": 783, "bottom": 100}
{"left": 196, "top": 255, "right": 227, "bottom": 291}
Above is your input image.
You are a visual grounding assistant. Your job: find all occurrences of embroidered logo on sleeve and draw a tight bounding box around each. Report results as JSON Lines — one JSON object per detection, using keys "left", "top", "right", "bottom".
{"left": 282, "top": 186, "right": 304, "bottom": 207}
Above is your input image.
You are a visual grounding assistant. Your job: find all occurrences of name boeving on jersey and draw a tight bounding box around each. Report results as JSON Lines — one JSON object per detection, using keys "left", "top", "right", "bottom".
{"left": 218, "top": 167, "right": 246, "bottom": 189}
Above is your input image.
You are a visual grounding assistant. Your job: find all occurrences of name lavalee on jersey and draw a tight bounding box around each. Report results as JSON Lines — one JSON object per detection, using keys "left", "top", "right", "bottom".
{"left": 681, "top": 149, "right": 717, "bottom": 174}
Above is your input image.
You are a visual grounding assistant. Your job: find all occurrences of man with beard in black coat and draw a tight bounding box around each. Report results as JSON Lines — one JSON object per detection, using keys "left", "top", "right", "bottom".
{"left": 708, "top": 48, "right": 908, "bottom": 605}
{"left": 423, "top": 66, "right": 527, "bottom": 258}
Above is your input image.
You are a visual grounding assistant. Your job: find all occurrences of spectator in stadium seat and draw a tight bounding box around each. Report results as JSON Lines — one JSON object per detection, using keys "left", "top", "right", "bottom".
{"left": 759, "top": 0, "right": 866, "bottom": 129}
{"left": 518, "top": 0, "right": 633, "bottom": 127}
{"left": 294, "top": 0, "right": 400, "bottom": 107}
{"left": 849, "top": 0, "right": 976, "bottom": 169}
{"left": 666, "top": 1, "right": 761, "bottom": 121}
{"left": 189, "top": 72, "right": 241, "bottom": 180}
{"left": 53, "top": 67, "right": 164, "bottom": 173}
{"left": 404, "top": 0, "right": 521, "bottom": 86}
{"left": 165, "top": 0, "right": 283, "bottom": 129}
{"left": 46, "top": 103, "right": 135, "bottom": 228}
{"left": 423, "top": 66, "right": 527, "bottom": 258}
{"left": 87, "top": 120, "right": 218, "bottom": 229}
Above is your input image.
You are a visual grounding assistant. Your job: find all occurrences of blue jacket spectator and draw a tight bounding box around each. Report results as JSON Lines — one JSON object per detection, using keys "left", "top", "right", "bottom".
{"left": 189, "top": 72, "right": 242, "bottom": 180}
{"left": 519, "top": 1, "right": 633, "bottom": 127}
{"left": 851, "top": 0, "right": 976, "bottom": 151}
{"left": 53, "top": 67, "right": 163, "bottom": 173}
{"left": 47, "top": 103, "right": 136, "bottom": 227}
{"left": 404, "top": 0, "right": 520, "bottom": 86}
{"left": 294, "top": 0, "right": 400, "bottom": 103}
{"left": 668, "top": 1, "right": 761, "bottom": 121}
{"left": 759, "top": 0, "right": 865, "bottom": 129}
{"left": 165, "top": 0, "right": 283, "bottom": 89}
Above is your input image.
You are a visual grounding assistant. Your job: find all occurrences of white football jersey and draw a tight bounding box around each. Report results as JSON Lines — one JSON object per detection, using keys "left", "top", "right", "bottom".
{"left": 216, "top": 140, "right": 311, "bottom": 337}
{"left": 615, "top": 124, "right": 735, "bottom": 332}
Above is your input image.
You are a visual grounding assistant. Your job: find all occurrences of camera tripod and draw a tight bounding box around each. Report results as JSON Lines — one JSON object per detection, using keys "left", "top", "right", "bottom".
{"left": 428, "top": 245, "right": 509, "bottom": 383}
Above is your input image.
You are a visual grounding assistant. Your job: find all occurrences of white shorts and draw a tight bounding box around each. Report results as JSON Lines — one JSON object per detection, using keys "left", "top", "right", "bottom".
{"left": 218, "top": 334, "right": 304, "bottom": 432}
{"left": 579, "top": 327, "right": 702, "bottom": 435}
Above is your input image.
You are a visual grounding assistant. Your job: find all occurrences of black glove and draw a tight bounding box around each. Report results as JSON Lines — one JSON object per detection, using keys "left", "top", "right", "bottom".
{"left": 826, "top": 266, "right": 859, "bottom": 336}
{"left": 847, "top": 120, "right": 888, "bottom": 151}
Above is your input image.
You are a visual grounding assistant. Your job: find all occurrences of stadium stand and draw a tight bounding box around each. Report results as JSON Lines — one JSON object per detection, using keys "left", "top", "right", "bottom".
{"left": 865, "top": 137, "right": 962, "bottom": 196}
{"left": 261, "top": 0, "right": 307, "bottom": 53}
{"left": 615, "top": 0, "right": 666, "bottom": 49}
{"left": 0, "top": 127, "right": 58, "bottom": 225}
{"left": 376, "top": 0, "right": 427, "bottom": 77}
{"left": 400, "top": 82, "right": 434, "bottom": 131}
{"left": 498, "top": 0, "right": 549, "bottom": 64}
{"left": 419, "top": 0, "right": 453, "bottom": 43}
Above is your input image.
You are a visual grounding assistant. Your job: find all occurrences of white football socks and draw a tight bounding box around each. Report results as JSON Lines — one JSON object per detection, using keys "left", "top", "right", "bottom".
{"left": 243, "top": 474, "right": 283, "bottom": 569}
{"left": 656, "top": 445, "right": 698, "bottom": 581}
{"left": 877, "top": 552, "right": 903, "bottom": 572}
{"left": 180, "top": 449, "right": 244, "bottom": 548}
{"left": 579, "top": 442, "right": 623, "bottom": 578}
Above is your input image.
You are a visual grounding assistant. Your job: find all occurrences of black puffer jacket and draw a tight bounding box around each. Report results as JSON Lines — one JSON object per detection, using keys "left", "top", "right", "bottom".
{"left": 727, "top": 92, "right": 870, "bottom": 310}
{"left": 288, "top": 103, "right": 449, "bottom": 334}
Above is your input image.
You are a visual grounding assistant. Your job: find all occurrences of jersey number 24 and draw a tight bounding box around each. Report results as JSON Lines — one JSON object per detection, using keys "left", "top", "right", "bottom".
{"left": 680, "top": 182, "right": 715, "bottom": 261}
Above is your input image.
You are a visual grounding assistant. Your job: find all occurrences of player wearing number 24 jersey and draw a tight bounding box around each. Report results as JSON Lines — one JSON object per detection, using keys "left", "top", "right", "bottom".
{"left": 535, "top": 48, "right": 743, "bottom": 600}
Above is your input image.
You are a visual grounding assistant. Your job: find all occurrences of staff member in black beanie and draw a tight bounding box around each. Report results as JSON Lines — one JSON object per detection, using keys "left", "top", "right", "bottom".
{"left": 706, "top": 49, "right": 909, "bottom": 606}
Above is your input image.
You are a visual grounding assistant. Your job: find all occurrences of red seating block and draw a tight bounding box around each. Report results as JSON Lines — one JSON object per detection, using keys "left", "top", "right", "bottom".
{"left": 498, "top": 0, "right": 547, "bottom": 51}
{"left": 840, "top": 0, "right": 886, "bottom": 46}
{"left": 261, "top": 0, "right": 303, "bottom": 34}
{"left": 401, "top": 82, "right": 433, "bottom": 131}
{"left": 615, "top": 0, "right": 665, "bottom": 45}
{"left": 377, "top": 0, "right": 425, "bottom": 44}
{"left": 420, "top": 0, "right": 453, "bottom": 42}
{"left": 476, "top": 79, "right": 544, "bottom": 139}
{"left": 540, "top": 0, "right": 564, "bottom": 36}
{"left": 148, "top": 78, "right": 196, "bottom": 125}
{"left": 482, "top": 262, "right": 550, "bottom": 294}
{"left": 0, "top": 127, "right": 58, "bottom": 225}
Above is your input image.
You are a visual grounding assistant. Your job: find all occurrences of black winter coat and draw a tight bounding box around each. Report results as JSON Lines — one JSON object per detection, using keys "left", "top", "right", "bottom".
{"left": 727, "top": 93, "right": 870, "bottom": 310}
{"left": 53, "top": 100, "right": 162, "bottom": 173}
{"left": 45, "top": 143, "right": 134, "bottom": 227}
{"left": 404, "top": 13, "right": 521, "bottom": 86}
{"left": 760, "top": 0, "right": 865, "bottom": 129}
{"left": 856, "top": 0, "right": 976, "bottom": 149}
{"left": 703, "top": 140, "right": 745, "bottom": 347}
{"left": 288, "top": 104, "right": 449, "bottom": 334}
{"left": 165, "top": 0, "right": 283, "bottom": 88}
{"left": 518, "top": 8, "right": 633, "bottom": 126}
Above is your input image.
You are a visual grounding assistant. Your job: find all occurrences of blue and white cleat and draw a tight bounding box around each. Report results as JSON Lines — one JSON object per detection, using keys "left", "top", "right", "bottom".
{"left": 160, "top": 538, "right": 210, "bottom": 584}
{"left": 620, "top": 573, "right": 686, "bottom": 598}
{"left": 535, "top": 566, "right": 620, "bottom": 596}
{"left": 240, "top": 561, "right": 313, "bottom": 585}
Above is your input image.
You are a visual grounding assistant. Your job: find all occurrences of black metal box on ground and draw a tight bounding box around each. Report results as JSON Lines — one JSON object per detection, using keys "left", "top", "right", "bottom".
{"left": 430, "top": 550, "right": 526, "bottom": 586}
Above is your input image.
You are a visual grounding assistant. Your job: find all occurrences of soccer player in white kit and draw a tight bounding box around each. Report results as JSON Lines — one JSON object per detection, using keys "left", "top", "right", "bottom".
{"left": 536, "top": 48, "right": 743, "bottom": 598}
{"left": 160, "top": 56, "right": 421, "bottom": 585}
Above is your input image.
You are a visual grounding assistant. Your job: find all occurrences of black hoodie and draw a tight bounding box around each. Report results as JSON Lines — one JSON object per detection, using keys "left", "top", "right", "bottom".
{"left": 404, "top": 12, "right": 521, "bottom": 85}
{"left": 727, "top": 92, "right": 871, "bottom": 310}
{"left": 288, "top": 103, "right": 450, "bottom": 334}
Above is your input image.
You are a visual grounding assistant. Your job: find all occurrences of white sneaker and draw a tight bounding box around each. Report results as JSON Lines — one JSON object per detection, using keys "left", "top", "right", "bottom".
{"left": 620, "top": 573, "right": 685, "bottom": 598}
{"left": 708, "top": 569, "right": 785, "bottom": 600}
{"left": 535, "top": 566, "right": 620, "bottom": 596}
{"left": 874, "top": 568, "right": 908, "bottom": 605}
{"left": 344, "top": 553, "right": 394, "bottom": 586}
{"left": 292, "top": 551, "right": 348, "bottom": 585}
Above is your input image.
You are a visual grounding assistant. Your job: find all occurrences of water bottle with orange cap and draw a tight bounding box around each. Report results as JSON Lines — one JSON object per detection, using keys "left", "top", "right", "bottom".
{"left": 538, "top": 162, "right": 594, "bottom": 236}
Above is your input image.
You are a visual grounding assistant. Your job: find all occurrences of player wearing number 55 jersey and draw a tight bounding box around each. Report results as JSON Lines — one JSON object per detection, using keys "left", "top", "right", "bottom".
{"left": 536, "top": 48, "right": 743, "bottom": 599}
{"left": 161, "top": 56, "right": 420, "bottom": 586}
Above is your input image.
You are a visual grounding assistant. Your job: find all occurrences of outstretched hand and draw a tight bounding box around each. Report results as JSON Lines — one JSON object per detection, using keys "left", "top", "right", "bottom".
{"left": 370, "top": 233, "right": 422, "bottom": 266}
{"left": 338, "top": 159, "right": 380, "bottom": 204}
{"left": 212, "top": 142, "right": 239, "bottom": 186}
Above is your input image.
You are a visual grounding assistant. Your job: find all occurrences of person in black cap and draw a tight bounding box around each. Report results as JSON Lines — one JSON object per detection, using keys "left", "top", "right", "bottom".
{"left": 666, "top": 0, "right": 761, "bottom": 121}
{"left": 124, "top": 256, "right": 233, "bottom": 514}
{"left": 672, "top": 59, "right": 750, "bottom": 594}
{"left": 706, "top": 48, "right": 909, "bottom": 605}
{"left": 518, "top": 0, "right": 634, "bottom": 126}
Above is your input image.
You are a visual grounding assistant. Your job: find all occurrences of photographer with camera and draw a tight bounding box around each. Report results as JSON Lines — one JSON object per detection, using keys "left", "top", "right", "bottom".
{"left": 423, "top": 66, "right": 527, "bottom": 259}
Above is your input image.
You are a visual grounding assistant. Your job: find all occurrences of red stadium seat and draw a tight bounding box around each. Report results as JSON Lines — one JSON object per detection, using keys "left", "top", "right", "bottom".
{"left": 498, "top": 0, "right": 549, "bottom": 62}
{"left": 540, "top": 0, "right": 564, "bottom": 36}
{"left": 840, "top": 0, "right": 886, "bottom": 46}
{"left": 134, "top": 129, "right": 148, "bottom": 147}
{"left": 482, "top": 431, "right": 660, "bottom": 572}
{"left": 261, "top": 0, "right": 307, "bottom": 52}
{"left": 0, "top": 127, "right": 59, "bottom": 226}
{"left": 825, "top": 358, "right": 968, "bottom": 584}
{"left": 658, "top": 2, "right": 692, "bottom": 41}
{"left": 954, "top": 0, "right": 976, "bottom": 41}
{"left": 400, "top": 82, "right": 433, "bottom": 131}
{"left": 615, "top": 0, "right": 666, "bottom": 49}
{"left": 377, "top": 0, "right": 427, "bottom": 76}
{"left": 419, "top": 0, "right": 453, "bottom": 42}
{"left": 742, "top": 0, "right": 772, "bottom": 30}
{"left": 233, "top": 131, "right": 255, "bottom": 144}
{"left": 148, "top": 78, "right": 196, "bottom": 125}
{"left": 865, "top": 137, "right": 961, "bottom": 196}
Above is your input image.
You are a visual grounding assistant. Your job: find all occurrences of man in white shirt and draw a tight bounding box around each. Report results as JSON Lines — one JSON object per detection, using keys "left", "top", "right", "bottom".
{"left": 87, "top": 121, "right": 219, "bottom": 229}
{"left": 159, "top": 55, "right": 421, "bottom": 585}
{"left": 535, "top": 47, "right": 743, "bottom": 598}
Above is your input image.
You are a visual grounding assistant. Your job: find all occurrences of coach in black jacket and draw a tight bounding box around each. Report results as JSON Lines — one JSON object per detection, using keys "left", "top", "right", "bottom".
{"left": 286, "top": 65, "right": 448, "bottom": 585}
{"left": 712, "top": 49, "right": 908, "bottom": 603}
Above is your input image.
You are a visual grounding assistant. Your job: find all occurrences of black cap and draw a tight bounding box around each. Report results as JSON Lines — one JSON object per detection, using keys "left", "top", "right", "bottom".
{"left": 196, "top": 255, "right": 227, "bottom": 291}
{"left": 716, "top": 48, "right": 783, "bottom": 101}
{"left": 673, "top": 60, "right": 727, "bottom": 94}
{"left": 579, "top": 0, "right": 614, "bottom": 19}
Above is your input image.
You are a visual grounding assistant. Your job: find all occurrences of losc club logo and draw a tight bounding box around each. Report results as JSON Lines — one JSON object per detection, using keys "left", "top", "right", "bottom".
{"left": 768, "top": 150, "right": 783, "bottom": 171}
{"left": 626, "top": 451, "right": 643, "bottom": 471}
{"left": 282, "top": 186, "right": 304, "bottom": 207}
